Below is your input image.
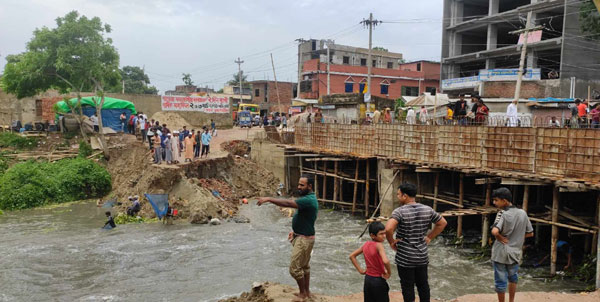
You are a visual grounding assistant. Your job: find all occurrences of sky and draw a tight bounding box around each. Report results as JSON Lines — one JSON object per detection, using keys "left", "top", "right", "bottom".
{"left": 0, "top": 0, "right": 443, "bottom": 93}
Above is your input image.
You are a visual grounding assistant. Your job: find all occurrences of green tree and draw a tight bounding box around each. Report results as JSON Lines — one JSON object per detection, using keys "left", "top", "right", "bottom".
{"left": 580, "top": 0, "right": 600, "bottom": 40}
{"left": 109, "top": 66, "right": 158, "bottom": 94}
{"left": 182, "top": 73, "right": 194, "bottom": 86}
{"left": 227, "top": 71, "right": 250, "bottom": 88}
{"left": 0, "top": 11, "right": 120, "bottom": 153}
{"left": 373, "top": 46, "right": 389, "bottom": 52}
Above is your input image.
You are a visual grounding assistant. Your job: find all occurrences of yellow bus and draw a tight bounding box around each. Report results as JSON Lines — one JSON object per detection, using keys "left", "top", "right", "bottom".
{"left": 238, "top": 103, "right": 260, "bottom": 116}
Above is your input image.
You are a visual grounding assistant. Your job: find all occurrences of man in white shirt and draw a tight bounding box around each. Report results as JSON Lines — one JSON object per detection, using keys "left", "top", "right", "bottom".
{"left": 90, "top": 114, "right": 99, "bottom": 132}
{"left": 506, "top": 100, "right": 518, "bottom": 127}
{"left": 138, "top": 115, "right": 147, "bottom": 143}
{"left": 406, "top": 108, "right": 416, "bottom": 125}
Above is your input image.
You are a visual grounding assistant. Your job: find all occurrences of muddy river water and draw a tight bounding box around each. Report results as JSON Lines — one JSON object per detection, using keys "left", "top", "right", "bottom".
{"left": 0, "top": 201, "right": 586, "bottom": 301}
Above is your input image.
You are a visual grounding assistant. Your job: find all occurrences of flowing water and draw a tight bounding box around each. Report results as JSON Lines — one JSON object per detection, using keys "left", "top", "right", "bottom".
{"left": 0, "top": 201, "right": 586, "bottom": 301}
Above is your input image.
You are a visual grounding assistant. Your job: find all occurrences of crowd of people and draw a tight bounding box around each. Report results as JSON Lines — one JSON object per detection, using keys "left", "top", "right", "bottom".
{"left": 118, "top": 112, "right": 216, "bottom": 165}
{"left": 258, "top": 177, "right": 533, "bottom": 302}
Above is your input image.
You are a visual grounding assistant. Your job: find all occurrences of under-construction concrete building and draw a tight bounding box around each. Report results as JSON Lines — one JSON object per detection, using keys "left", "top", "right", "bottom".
{"left": 441, "top": 0, "right": 600, "bottom": 98}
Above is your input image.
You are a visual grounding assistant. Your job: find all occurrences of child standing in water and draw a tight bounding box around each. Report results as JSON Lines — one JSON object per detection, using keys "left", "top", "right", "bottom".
{"left": 349, "top": 222, "right": 391, "bottom": 302}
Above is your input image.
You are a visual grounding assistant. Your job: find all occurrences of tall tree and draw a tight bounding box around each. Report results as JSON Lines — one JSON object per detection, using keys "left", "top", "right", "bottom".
{"left": 227, "top": 71, "right": 250, "bottom": 88}
{"left": 109, "top": 66, "right": 158, "bottom": 94}
{"left": 580, "top": 0, "right": 600, "bottom": 40}
{"left": 182, "top": 73, "right": 194, "bottom": 86}
{"left": 0, "top": 10, "right": 120, "bottom": 153}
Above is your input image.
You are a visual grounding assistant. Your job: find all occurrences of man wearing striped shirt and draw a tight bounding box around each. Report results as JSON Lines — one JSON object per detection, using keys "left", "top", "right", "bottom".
{"left": 385, "top": 183, "right": 447, "bottom": 302}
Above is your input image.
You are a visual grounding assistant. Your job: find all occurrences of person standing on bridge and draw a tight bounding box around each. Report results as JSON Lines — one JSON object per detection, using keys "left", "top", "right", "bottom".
{"left": 384, "top": 183, "right": 447, "bottom": 302}
{"left": 257, "top": 175, "right": 318, "bottom": 302}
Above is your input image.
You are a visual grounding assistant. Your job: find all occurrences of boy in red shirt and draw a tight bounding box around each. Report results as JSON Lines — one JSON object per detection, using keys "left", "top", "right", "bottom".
{"left": 350, "top": 222, "right": 392, "bottom": 302}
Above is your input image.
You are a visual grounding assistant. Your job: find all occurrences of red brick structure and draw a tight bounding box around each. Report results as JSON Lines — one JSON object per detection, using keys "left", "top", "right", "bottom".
{"left": 250, "top": 80, "right": 297, "bottom": 114}
{"left": 299, "top": 60, "right": 440, "bottom": 100}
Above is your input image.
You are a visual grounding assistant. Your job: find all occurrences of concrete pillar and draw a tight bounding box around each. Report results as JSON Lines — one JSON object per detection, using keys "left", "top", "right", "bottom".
{"left": 451, "top": 32, "right": 463, "bottom": 58}
{"left": 450, "top": 0, "right": 464, "bottom": 26}
{"left": 527, "top": 50, "right": 538, "bottom": 69}
{"left": 489, "top": 0, "right": 499, "bottom": 15}
{"left": 379, "top": 159, "right": 401, "bottom": 217}
{"left": 487, "top": 24, "right": 497, "bottom": 51}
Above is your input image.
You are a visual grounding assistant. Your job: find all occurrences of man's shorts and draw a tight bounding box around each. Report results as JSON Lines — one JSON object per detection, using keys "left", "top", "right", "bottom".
{"left": 493, "top": 261, "right": 519, "bottom": 293}
{"left": 289, "top": 235, "right": 315, "bottom": 280}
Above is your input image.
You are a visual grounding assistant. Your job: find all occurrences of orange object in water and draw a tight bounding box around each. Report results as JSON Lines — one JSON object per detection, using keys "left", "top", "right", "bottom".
{"left": 242, "top": 198, "right": 248, "bottom": 204}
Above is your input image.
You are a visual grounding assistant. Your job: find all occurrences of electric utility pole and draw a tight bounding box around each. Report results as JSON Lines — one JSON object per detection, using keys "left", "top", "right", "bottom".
{"left": 235, "top": 57, "right": 244, "bottom": 104}
{"left": 361, "top": 13, "right": 381, "bottom": 104}
{"left": 509, "top": 11, "right": 543, "bottom": 102}
{"left": 270, "top": 53, "right": 282, "bottom": 114}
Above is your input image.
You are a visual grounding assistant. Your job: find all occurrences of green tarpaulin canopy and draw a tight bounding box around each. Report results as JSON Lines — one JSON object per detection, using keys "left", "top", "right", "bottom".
{"left": 55, "top": 96, "right": 137, "bottom": 115}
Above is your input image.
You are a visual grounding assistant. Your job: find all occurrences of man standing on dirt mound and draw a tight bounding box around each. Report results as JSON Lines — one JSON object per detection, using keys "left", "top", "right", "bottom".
{"left": 257, "top": 175, "right": 318, "bottom": 302}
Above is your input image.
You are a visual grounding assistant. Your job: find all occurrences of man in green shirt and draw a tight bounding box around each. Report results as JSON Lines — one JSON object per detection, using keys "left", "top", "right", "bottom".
{"left": 258, "top": 175, "right": 318, "bottom": 302}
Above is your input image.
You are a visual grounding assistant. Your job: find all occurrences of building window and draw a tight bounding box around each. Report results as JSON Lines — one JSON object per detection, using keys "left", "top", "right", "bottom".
{"left": 360, "top": 58, "right": 367, "bottom": 66}
{"left": 345, "top": 82, "right": 354, "bottom": 93}
{"left": 425, "top": 87, "right": 436, "bottom": 94}
{"left": 416, "top": 63, "right": 422, "bottom": 71}
{"left": 372, "top": 60, "right": 376, "bottom": 67}
{"left": 380, "top": 84, "right": 389, "bottom": 95}
{"left": 387, "top": 62, "right": 393, "bottom": 69}
{"left": 343, "top": 56, "right": 350, "bottom": 64}
{"left": 359, "top": 83, "right": 366, "bottom": 93}
{"left": 312, "top": 40, "right": 316, "bottom": 51}
{"left": 402, "top": 86, "right": 419, "bottom": 96}
{"left": 255, "top": 89, "right": 260, "bottom": 97}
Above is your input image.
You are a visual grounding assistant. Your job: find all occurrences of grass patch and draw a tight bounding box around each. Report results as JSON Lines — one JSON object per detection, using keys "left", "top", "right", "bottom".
{"left": 0, "top": 158, "right": 111, "bottom": 210}
{"left": 0, "top": 132, "right": 38, "bottom": 150}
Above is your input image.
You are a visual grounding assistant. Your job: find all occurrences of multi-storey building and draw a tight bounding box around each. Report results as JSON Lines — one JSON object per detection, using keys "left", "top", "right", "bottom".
{"left": 250, "top": 80, "right": 297, "bottom": 115}
{"left": 298, "top": 39, "right": 440, "bottom": 100}
{"left": 441, "top": 0, "right": 600, "bottom": 98}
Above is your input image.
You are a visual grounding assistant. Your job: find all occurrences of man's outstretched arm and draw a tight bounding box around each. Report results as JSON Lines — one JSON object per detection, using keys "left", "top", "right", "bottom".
{"left": 257, "top": 197, "right": 298, "bottom": 208}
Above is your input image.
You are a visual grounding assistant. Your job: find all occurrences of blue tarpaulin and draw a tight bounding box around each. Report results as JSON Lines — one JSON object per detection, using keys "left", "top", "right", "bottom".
{"left": 81, "top": 107, "right": 133, "bottom": 132}
{"left": 145, "top": 194, "right": 169, "bottom": 219}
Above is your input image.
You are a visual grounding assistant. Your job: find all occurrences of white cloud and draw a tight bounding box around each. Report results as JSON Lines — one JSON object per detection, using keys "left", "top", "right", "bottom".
{"left": 0, "top": 0, "right": 443, "bottom": 93}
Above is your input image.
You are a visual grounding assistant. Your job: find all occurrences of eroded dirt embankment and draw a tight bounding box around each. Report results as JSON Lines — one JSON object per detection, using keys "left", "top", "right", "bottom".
{"left": 106, "top": 139, "right": 279, "bottom": 223}
{"left": 219, "top": 282, "right": 600, "bottom": 302}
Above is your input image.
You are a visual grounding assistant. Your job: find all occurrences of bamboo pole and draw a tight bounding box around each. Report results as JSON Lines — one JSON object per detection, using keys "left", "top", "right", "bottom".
{"left": 551, "top": 186, "right": 559, "bottom": 276}
{"left": 322, "top": 161, "right": 328, "bottom": 201}
{"left": 596, "top": 192, "right": 600, "bottom": 289}
{"left": 314, "top": 161, "right": 319, "bottom": 200}
{"left": 535, "top": 186, "right": 542, "bottom": 246}
{"left": 333, "top": 161, "right": 339, "bottom": 204}
{"left": 482, "top": 183, "right": 492, "bottom": 247}
{"left": 352, "top": 160, "right": 359, "bottom": 214}
{"left": 528, "top": 218, "right": 597, "bottom": 234}
{"left": 365, "top": 159, "right": 370, "bottom": 218}
{"left": 523, "top": 185, "right": 530, "bottom": 212}
{"left": 433, "top": 172, "right": 440, "bottom": 211}
{"left": 417, "top": 195, "right": 464, "bottom": 208}
{"left": 457, "top": 173, "right": 464, "bottom": 238}
{"left": 300, "top": 167, "right": 367, "bottom": 183}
